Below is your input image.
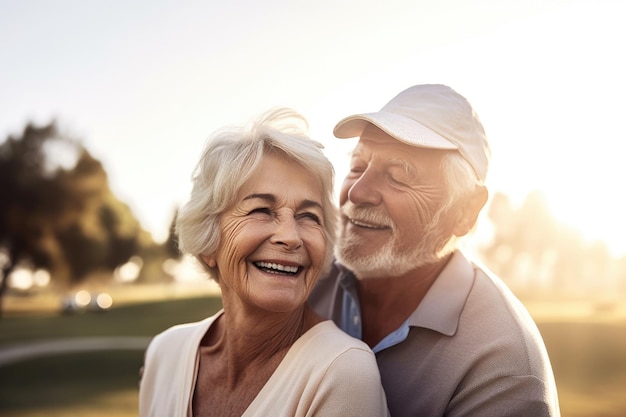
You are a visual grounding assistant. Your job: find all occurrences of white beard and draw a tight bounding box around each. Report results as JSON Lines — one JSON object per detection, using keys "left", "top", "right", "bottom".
{"left": 335, "top": 202, "right": 456, "bottom": 279}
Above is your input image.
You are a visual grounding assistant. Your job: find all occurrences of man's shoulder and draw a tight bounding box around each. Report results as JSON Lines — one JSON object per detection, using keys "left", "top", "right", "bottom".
{"left": 467, "top": 259, "right": 535, "bottom": 324}
{"left": 459, "top": 258, "right": 551, "bottom": 363}
{"left": 426, "top": 252, "right": 545, "bottom": 350}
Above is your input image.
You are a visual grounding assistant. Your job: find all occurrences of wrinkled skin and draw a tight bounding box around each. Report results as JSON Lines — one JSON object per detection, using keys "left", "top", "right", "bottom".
{"left": 336, "top": 125, "right": 458, "bottom": 279}
{"left": 204, "top": 152, "right": 328, "bottom": 317}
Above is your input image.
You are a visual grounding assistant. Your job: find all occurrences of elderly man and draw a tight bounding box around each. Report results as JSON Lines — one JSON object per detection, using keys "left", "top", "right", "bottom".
{"left": 309, "top": 84, "right": 560, "bottom": 417}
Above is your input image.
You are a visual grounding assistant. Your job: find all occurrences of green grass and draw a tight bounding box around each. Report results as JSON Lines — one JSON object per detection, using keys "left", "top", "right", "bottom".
{"left": 2, "top": 296, "right": 626, "bottom": 416}
{"left": 539, "top": 321, "right": 626, "bottom": 417}
{"left": 0, "top": 350, "right": 144, "bottom": 417}
{"left": 0, "top": 295, "right": 223, "bottom": 417}
{"left": 0, "top": 295, "right": 223, "bottom": 344}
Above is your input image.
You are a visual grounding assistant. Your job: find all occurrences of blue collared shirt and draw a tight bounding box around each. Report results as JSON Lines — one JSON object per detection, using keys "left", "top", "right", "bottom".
{"left": 339, "top": 274, "right": 410, "bottom": 353}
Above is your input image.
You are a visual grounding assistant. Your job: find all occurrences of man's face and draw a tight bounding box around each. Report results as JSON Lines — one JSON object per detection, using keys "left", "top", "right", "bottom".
{"left": 335, "top": 125, "right": 457, "bottom": 279}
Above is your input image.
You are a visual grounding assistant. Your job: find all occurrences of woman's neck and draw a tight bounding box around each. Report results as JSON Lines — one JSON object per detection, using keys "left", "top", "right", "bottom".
{"left": 212, "top": 304, "right": 322, "bottom": 377}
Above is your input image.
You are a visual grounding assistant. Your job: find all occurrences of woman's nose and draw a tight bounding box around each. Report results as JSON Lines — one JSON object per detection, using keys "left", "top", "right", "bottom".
{"left": 270, "top": 217, "right": 303, "bottom": 249}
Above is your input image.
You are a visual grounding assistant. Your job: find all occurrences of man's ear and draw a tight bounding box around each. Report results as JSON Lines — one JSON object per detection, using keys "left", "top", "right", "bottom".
{"left": 200, "top": 254, "right": 217, "bottom": 269}
{"left": 453, "top": 185, "right": 488, "bottom": 237}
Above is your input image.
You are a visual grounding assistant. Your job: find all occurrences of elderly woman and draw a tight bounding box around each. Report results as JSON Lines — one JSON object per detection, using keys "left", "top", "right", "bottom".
{"left": 139, "top": 108, "right": 389, "bottom": 417}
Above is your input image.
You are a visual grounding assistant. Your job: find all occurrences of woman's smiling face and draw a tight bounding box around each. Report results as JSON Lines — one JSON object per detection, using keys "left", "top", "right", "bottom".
{"left": 204, "top": 152, "right": 328, "bottom": 314}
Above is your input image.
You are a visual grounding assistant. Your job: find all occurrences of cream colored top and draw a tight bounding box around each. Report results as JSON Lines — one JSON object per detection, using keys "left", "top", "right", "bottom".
{"left": 139, "top": 310, "right": 389, "bottom": 417}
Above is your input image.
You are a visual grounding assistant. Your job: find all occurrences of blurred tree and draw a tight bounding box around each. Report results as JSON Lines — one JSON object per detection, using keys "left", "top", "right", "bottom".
{"left": 482, "top": 192, "right": 518, "bottom": 278}
{"left": 482, "top": 189, "right": 626, "bottom": 299}
{"left": 0, "top": 121, "right": 155, "bottom": 316}
{"left": 0, "top": 122, "right": 67, "bottom": 315}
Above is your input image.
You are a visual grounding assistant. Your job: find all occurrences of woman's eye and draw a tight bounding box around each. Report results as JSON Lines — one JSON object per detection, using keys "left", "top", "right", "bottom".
{"left": 298, "top": 212, "right": 322, "bottom": 224}
{"left": 248, "top": 207, "right": 272, "bottom": 216}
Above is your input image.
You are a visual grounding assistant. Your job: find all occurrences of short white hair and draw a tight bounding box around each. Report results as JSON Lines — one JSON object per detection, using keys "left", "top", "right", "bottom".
{"left": 176, "top": 108, "right": 337, "bottom": 276}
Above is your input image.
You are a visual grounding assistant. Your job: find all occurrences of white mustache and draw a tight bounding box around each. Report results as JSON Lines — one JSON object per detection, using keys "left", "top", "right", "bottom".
{"left": 341, "top": 201, "right": 394, "bottom": 229}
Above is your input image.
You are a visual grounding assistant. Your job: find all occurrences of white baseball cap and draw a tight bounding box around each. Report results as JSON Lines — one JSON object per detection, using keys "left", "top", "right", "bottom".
{"left": 333, "top": 84, "right": 490, "bottom": 182}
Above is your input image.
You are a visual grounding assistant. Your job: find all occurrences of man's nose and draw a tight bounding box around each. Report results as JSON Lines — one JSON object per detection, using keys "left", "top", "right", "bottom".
{"left": 346, "top": 169, "right": 382, "bottom": 206}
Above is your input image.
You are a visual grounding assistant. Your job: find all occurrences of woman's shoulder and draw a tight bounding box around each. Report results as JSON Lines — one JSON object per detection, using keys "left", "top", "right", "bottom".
{"left": 148, "top": 310, "right": 222, "bottom": 354}
{"left": 301, "top": 320, "right": 375, "bottom": 358}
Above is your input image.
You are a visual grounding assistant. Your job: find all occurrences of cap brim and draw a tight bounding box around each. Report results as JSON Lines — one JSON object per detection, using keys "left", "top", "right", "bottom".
{"left": 333, "top": 112, "right": 458, "bottom": 150}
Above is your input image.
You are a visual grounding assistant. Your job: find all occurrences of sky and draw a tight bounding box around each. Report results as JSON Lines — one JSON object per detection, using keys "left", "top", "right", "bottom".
{"left": 2, "top": 0, "right": 625, "bottom": 256}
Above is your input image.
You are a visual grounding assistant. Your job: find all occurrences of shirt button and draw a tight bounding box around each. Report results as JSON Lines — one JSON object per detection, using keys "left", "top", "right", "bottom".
{"left": 353, "top": 315, "right": 360, "bottom": 326}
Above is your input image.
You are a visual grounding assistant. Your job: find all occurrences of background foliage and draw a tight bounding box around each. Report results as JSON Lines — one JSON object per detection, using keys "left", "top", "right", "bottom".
{"left": 0, "top": 122, "right": 182, "bottom": 315}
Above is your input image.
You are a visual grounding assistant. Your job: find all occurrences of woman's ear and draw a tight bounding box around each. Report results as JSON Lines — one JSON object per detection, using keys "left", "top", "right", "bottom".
{"left": 453, "top": 185, "right": 488, "bottom": 237}
{"left": 200, "top": 254, "right": 217, "bottom": 269}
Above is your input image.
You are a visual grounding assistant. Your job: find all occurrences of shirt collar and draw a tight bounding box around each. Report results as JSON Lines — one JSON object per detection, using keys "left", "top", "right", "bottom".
{"left": 408, "top": 250, "right": 475, "bottom": 336}
{"left": 336, "top": 251, "right": 476, "bottom": 337}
